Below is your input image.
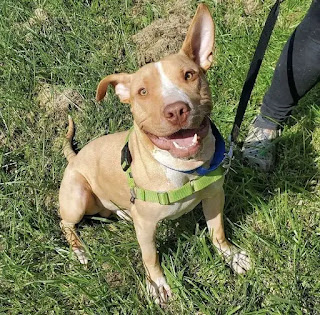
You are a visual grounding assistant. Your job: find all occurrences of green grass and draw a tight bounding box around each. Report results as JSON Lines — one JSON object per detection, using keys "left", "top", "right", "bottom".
{"left": 1, "top": 0, "right": 319, "bottom": 313}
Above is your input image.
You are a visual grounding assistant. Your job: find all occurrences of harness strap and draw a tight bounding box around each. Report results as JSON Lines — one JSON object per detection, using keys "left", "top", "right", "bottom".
{"left": 126, "top": 165, "right": 224, "bottom": 205}
{"left": 121, "top": 128, "right": 224, "bottom": 205}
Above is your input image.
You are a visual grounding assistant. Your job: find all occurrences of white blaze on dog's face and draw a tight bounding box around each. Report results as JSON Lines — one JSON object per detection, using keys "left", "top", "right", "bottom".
{"left": 96, "top": 4, "right": 215, "bottom": 164}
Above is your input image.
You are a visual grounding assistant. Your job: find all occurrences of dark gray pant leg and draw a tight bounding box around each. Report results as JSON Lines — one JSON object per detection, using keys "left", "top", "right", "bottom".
{"left": 256, "top": 0, "right": 320, "bottom": 129}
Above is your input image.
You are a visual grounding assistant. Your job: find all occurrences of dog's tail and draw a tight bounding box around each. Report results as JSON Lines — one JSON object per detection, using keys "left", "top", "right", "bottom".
{"left": 63, "top": 115, "right": 76, "bottom": 162}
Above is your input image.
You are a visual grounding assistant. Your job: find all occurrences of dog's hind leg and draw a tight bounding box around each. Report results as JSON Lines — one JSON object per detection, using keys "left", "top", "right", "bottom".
{"left": 59, "top": 170, "right": 100, "bottom": 264}
{"left": 59, "top": 220, "right": 88, "bottom": 264}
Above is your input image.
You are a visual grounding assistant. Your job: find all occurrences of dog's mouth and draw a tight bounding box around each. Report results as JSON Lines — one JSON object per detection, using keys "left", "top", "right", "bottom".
{"left": 146, "top": 118, "right": 210, "bottom": 158}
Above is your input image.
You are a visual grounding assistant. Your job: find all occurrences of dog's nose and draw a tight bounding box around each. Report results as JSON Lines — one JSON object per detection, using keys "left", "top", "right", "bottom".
{"left": 164, "top": 102, "right": 190, "bottom": 125}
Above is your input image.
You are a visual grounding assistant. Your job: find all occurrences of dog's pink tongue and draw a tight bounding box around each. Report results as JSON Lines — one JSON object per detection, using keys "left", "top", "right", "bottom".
{"left": 167, "top": 129, "right": 196, "bottom": 146}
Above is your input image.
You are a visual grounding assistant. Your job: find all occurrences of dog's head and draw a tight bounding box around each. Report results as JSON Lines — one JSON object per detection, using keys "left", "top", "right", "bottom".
{"left": 97, "top": 4, "right": 215, "bottom": 162}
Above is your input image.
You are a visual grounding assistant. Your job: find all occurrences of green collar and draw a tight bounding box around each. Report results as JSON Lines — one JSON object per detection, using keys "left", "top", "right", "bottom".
{"left": 121, "top": 127, "right": 224, "bottom": 205}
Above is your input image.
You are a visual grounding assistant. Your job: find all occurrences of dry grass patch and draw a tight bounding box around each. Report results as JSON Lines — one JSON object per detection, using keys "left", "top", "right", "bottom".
{"left": 36, "top": 83, "right": 85, "bottom": 154}
{"left": 132, "top": 0, "right": 192, "bottom": 65}
{"left": 26, "top": 8, "right": 49, "bottom": 28}
{"left": 243, "top": 0, "right": 259, "bottom": 15}
{"left": 37, "top": 83, "right": 84, "bottom": 114}
{"left": 19, "top": 8, "right": 50, "bottom": 42}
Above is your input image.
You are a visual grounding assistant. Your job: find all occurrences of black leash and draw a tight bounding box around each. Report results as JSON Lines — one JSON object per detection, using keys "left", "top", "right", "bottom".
{"left": 230, "top": 0, "right": 283, "bottom": 143}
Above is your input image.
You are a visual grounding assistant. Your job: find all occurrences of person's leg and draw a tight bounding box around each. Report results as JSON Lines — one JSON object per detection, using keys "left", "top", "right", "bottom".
{"left": 243, "top": 0, "right": 320, "bottom": 171}
{"left": 260, "top": 0, "right": 320, "bottom": 127}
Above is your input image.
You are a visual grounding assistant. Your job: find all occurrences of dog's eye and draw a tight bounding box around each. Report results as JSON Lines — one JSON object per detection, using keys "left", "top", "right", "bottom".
{"left": 138, "top": 88, "right": 148, "bottom": 96}
{"left": 184, "top": 71, "right": 193, "bottom": 80}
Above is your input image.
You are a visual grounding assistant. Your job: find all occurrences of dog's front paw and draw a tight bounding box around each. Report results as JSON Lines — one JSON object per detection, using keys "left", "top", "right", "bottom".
{"left": 228, "top": 249, "right": 251, "bottom": 274}
{"left": 147, "top": 276, "right": 172, "bottom": 305}
{"left": 220, "top": 246, "right": 251, "bottom": 274}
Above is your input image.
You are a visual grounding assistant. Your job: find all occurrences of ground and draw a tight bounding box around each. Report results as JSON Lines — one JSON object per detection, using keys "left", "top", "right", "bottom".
{"left": 0, "top": 0, "right": 319, "bottom": 313}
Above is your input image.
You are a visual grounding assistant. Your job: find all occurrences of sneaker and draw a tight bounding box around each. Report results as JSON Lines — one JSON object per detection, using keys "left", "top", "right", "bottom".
{"left": 242, "top": 121, "right": 280, "bottom": 172}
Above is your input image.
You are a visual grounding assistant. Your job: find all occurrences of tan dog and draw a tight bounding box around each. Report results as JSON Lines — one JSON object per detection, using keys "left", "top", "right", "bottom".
{"left": 59, "top": 4, "right": 250, "bottom": 304}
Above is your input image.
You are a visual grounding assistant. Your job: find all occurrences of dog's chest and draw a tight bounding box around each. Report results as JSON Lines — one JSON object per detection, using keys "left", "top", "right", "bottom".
{"left": 164, "top": 193, "right": 202, "bottom": 220}
{"left": 162, "top": 164, "right": 197, "bottom": 187}
{"left": 161, "top": 166, "right": 202, "bottom": 220}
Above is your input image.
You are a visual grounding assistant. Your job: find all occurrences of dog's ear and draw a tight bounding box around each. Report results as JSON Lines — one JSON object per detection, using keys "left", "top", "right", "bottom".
{"left": 180, "top": 4, "right": 215, "bottom": 71}
{"left": 96, "top": 73, "right": 132, "bottom": 103}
